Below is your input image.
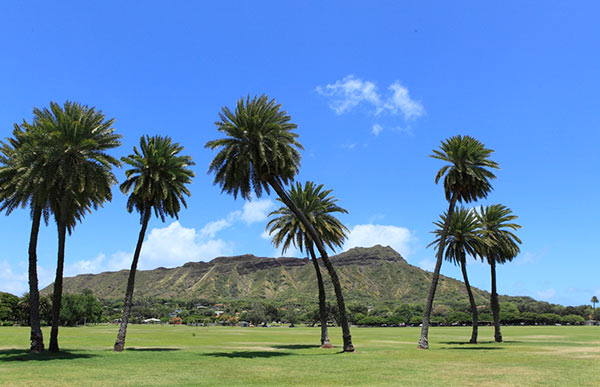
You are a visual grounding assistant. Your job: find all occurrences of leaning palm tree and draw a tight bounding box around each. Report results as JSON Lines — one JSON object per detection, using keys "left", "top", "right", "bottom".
{"left": 418, "top": 135, "right": 499, "bottom": 349}
{"left": 0, "top": 123, "right": 53, "bottom": 352}
{"left": 266, "top": 181, "right": 349, "bottom": 348}
{"left": 429, "top": 207, "right": 485, "bottom": 343}
{"left": 477, "top": 204, "right": 521, "bottom": 343}
{"left": 206, "top": 95, "right": 354, "bottom": 351}
{"left": 31, "top": 101, "right": 122, "bottom": 352}
{"left": 114, "top": 135, "right": 194, "bottom": 352}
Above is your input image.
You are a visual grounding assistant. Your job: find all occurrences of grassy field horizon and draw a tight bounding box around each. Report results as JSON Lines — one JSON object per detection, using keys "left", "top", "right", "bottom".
{"left": 1, "top": 325, "right": 598, "bottom": 386}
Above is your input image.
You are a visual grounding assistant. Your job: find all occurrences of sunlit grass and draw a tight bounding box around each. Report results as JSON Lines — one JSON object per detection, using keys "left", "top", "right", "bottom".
{"left": 1, "top": 325, "right": 598, "bottom": 386}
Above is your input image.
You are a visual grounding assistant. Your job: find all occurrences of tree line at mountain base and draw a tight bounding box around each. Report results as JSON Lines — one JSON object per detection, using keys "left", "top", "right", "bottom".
{"left": 1, "top": 291, "right": 596, "bottom": 328}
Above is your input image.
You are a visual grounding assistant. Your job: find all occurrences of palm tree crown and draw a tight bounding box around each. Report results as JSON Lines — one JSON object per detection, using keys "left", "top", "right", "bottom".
{"left": 0, "top": 123, "right": 52, "bottom": 221}
{"left": 35, "top": 101, "right": 122, "bottom": 230}
{"left": 431, "top": 135, "right": 499, "bottom": 203}
{"left": 121, "top": 135, "right": 195, "bottom": 220}
{"left": 430, "top": 207, "right": 484, "bottom": 265}
{"left": 477, "top": 204, "right": 522, "bottom": 264}
{"left": 205, "top": 95, "right": 303, "bottom": 200}
{"left": 266, "top": 181, "right": 349, "bottom": 254}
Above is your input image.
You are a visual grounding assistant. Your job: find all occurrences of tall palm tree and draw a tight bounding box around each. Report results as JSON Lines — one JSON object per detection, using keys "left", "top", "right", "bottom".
{"left": 266, "top": 181, "right": 349, "bottom": 348}
{"left": 114, "top": 135, "right": 194, "bottom": 352}
{"left": 477, "top": 204, "right": 521, "bottom": 343}
{"left": 592, "top": 296, "right": 598, "bottom": 311}
{"left": 31, "top": 101, "right": 122, "bottom": 352}
{"left": 418, "top": 135, "right": 499, "bottom": 349}
{"left": 430, "top": 207, "right": 485, "bottom": 343}
{"left": 206, "top": 95, "right": 355, "bottom": 351}
{"left": 0, "top": 123, "right": 53, "bottom": 352}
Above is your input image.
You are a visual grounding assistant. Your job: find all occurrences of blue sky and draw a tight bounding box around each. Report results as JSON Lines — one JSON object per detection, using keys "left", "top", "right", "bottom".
{"left": 1, "top": 1, "right": 598, "bottom": 306}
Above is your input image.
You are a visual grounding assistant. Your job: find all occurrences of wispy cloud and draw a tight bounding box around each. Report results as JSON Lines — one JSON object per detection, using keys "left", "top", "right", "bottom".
{"left": 371, "top": 124, "right": 383, "bottom": 136}
{"left": 419, "top": 259, "right": 436, "bottom": 272}
{"left": 316, "top": 76, "right": 381, "bottom": 114}
{"left": 536, "top": 288, "right": 556, "bottom": 300}
{"left": 316, "top": 75, "right": 424, "bottom": 136}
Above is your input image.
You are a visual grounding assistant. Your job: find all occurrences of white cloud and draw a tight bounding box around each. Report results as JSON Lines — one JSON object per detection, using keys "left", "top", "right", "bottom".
{"left": 316, "top": 75, "right": 381, "bottom": 114}
{"left": 372, "top": 123, "right": 383, "bottom": 136}
{"left": 65, "top": 253, "right": 106, "bottom": 277}
{"left": 241, "top": 199, "right": 275, "bottom": 224}
{"left": 316, "top": 75, "right": 424, "bottom": 133}
{"left": 343, "top": 224, "right": 416, "bottom": 257}
{"left": 137, "top": 221, "right": 234, "bottom": 269}
{"left": 0, "top": 260, "right": 28, "bottom": 295}
{"left": 382, "top": 81, "right": 425, "bottom": 120}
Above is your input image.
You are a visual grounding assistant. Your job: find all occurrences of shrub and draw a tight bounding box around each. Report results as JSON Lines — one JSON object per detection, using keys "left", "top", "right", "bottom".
{"left": 561, "top": 314, "right": 585, "bottom": 325}
{"left": 447, "top": 311, "right": 471, "bottom": 325}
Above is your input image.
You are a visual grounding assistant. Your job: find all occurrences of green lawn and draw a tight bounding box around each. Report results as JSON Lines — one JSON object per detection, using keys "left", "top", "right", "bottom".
{"left": 0, "top": 325, "right": 598, "bottom": 386}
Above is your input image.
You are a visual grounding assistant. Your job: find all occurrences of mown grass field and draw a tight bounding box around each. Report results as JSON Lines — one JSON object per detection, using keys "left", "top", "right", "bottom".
{"left": 0, "top": 324, "right": 598, "bottom": 386}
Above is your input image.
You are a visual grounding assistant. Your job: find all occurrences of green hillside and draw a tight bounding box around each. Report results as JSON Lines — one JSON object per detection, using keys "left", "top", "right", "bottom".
{"left": 42, "top": 245, "right": 499, "bottom": 308}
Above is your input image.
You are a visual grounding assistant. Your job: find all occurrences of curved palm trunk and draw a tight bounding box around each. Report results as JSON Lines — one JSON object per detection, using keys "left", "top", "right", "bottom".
{"left": 269, "top": 178, "right": 354, "bottom": 352}
{"left": 114, "top": 207, "right": 151, "bottom": 352}
{"left": 49, "top": 203, "right": 68, "bottom": 352}
{"left": 308, "top": 246, "right": 331, "bottom": 348}
{"left": 28, "top": 205, "right": 44, "bottom": 352}
{"left": 418, "top": 193, "right": 458, "bottom": 349}
{"left": 459, "top": 257, "right": 478, "bottom": 344}
{"left": 490, "top": 259, "right": 502, "bottom": 342}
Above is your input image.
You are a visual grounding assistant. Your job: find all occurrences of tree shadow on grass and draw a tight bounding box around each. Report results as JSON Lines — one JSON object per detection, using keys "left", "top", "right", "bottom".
{"left": 0, "top": 349, "right": 97, "bottom": 362}
{"left": 442, "top": 346, "right": 504, "bottom": 350}
{"left": 441, "top": 340, "right": 522, "bottom": 345}
{"left": 271, "top": 344, "right": 321, "bottom": 350}
{"left": 126, "top": 347, "right": 180, "bottom": 352}
{"left": 203, "top": 351, "right": 292, "bottom": 359}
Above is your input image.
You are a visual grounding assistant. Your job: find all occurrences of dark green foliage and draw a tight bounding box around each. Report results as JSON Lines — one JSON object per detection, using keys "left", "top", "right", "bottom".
{"left": 266, "top": 181, "right": 349, "bottom": 253}
{"left": 538, "top": 313, "right": 562, "bottom": 325}
{"left": 431, "top": 135, "right": 499, "bottom": 203}
{"left": 121, "top": 135, "right": 195, "bottom": 222}
{"left": 205, "top": 95, "right": 302, "bottom": 200}
{"left": 560, "top": 314, "right": 585, "bottom": 325}
{"left": 448, "top": 311, "right": 472, "bottom": 324}
{"left": 0, "top": 293, "right": 20, "bottom": 322}
{"left": 477, "top": 204, "right": 522, "bottom": 265}
{"left": 430, "top": 207, "right": 484, "bottom": 265}
{"left": 59, "top": 290, "right": 103, "bottom": 326}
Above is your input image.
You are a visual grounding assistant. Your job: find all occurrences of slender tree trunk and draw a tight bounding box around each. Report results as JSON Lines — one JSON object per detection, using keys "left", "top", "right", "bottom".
{"left": 418, "top": 193, "right": 458, "bottom": 349}
{"left": 269, "top": 177, "right": 354, "bottom": 352}
{"left": 490, "top": 259, "right": 502, "bottom": 342}
{"left": 460, "top": 257, "right": 478, "bottom": 344}
{"left": 49, "top": 203, "right": 68, "bottom": 352}
{"left": 308, "top": 246, "right": 331, "bottom": 348}
{"left": 28, "top": 205, "right": 44, "bottom": 352}
{"left": 114, "top": 207, "right": 151, "bottom": 352}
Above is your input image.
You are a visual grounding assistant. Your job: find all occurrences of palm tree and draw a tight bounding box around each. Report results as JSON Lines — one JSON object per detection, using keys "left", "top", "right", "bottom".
{"left": 0, "top": 123, "right": 53, "bottom": 352}
{"left": 206, "top": 95, "right": 355, "bottom": 351}
{"left": 592, "top": 296, "right": 599, "bottom": 311}
{"left": 31, "top": 101, "right": 122, "bottom": 352}
{"left": 418, "top": 135, "right": 499, "bottom": 349}
{"left": 429, "top": 207, "right": 485, "bottom": 343}
{"left": 477, "top": 204, "right": 521, "bottom": 343}
{"left": 114, "top": 135, "right": 194, "bottom": 352}
{"left": 266, "top": 181, "right": 349, "bottom": 348}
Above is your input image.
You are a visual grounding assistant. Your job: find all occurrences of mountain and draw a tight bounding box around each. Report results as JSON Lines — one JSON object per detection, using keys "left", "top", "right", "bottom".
{"left": 42, "top": 245, "right": 494, "bottom": 307}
